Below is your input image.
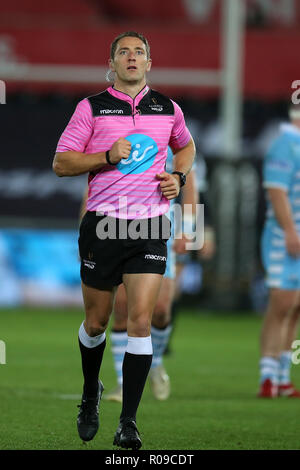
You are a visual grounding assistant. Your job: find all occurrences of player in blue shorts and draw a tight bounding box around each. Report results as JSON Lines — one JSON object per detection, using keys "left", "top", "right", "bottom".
{"left": 259, "top": 103, "right": 300, "bottom": 398}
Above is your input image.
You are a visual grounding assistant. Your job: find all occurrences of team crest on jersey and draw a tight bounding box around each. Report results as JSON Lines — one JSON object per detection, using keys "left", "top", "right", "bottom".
{"left": 149, "top": 104, "right": 163, "bottom": 112}
{"left": 117, "top": 134, "right": 158, "bottom": 175}
{"left": 149, "top": 97, "right": 163, "bottom": 112}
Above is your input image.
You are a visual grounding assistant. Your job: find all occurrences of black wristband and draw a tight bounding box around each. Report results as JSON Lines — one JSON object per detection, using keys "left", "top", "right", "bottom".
{"left": 106, "top": 150, "right": 118, "bottom": 165}
{"left": 172, "top": 171, "right": 186, "bottom": 187}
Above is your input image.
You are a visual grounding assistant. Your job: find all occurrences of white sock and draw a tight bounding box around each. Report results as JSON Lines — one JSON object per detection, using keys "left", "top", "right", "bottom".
{"left": 126, "top": 336, "right": 153, "bottom": 355}
{"left": 78, "top": 322, "right": 106, "bottom": 349}
{"left": 279, "top": 350, "right": 292, "bottom": 385}
{"left": 151, "top": 324, "right": 172, "bottom": 369}
{"left": 110, "top": 330, "right": 128, "bottom": 386}
{"left": 259, "top": 356, "right": 279, "bottom": 385}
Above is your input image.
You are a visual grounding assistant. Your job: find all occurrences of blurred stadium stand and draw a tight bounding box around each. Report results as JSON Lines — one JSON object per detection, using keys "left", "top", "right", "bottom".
{"left": 0, "top": 0, "right": 298, "bottom": 310}
{"left": 0, "top": 0, "right": 100, "bottom": 27}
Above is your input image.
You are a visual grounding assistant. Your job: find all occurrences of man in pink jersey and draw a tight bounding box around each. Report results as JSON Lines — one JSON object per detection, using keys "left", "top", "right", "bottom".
{"left": 53, "top": 31, "right": 195, "bottom": 450}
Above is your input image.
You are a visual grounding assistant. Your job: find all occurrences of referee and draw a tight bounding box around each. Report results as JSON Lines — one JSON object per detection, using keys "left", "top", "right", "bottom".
{"left": 53, "top": 31, "right": 195, "bottom": 450}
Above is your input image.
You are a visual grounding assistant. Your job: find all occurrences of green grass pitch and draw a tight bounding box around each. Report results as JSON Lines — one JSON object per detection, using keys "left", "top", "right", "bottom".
{"left": 0, "top": 307, "right": 300, "bottom": 450}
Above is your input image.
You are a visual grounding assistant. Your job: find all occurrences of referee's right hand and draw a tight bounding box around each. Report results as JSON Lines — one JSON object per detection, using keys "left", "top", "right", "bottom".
{"left": 108, "top": 138, "right": 132, "bottom": 164}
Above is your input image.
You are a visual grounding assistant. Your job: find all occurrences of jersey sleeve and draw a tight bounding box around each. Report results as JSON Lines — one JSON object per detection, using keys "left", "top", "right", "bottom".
{"left": 169, "top": 100, "right": 192, "bottom": 149}
{"left": 263, "top": 136, "right": 294, "bottom": 191}
{"left": 56, "top": 99, "right": 93, "bottom": 153}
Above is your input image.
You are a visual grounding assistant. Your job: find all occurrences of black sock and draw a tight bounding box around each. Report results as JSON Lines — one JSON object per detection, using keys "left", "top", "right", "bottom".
{"left": 78, "top": 338, "right": 106, "bottom": 397}
{"left": 120, "top": 352, "right": 152, "bottom": 423}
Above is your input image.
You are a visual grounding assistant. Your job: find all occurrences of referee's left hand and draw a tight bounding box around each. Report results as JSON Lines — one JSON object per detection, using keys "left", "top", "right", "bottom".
{"left": 156, "top": 172, "right": 180, "bottom": 200}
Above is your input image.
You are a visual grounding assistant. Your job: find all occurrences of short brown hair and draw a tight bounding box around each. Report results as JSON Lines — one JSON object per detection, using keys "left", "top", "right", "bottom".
{"left": 110, "top": 31, "right": 150, "bottom": 60}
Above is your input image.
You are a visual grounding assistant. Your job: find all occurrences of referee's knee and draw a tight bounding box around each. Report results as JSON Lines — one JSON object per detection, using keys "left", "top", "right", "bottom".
{"left": 127, "top": 316, "right": 151, "bottom": 337}
{"left": 84, "top": 319, "right": 108, "bottom": 337}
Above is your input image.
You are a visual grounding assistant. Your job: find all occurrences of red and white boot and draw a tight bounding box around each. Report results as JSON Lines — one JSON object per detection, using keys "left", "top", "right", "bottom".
{"left": 257, "top": 378, "right": 278, "bottom": 398}
{"left": 278, "top": 383, "right": 300, "bottom": 398}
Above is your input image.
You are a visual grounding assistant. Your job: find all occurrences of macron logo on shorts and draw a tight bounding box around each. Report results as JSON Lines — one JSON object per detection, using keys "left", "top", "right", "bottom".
{"left": 144, "top": 254, "right": 166, "bottom": 262}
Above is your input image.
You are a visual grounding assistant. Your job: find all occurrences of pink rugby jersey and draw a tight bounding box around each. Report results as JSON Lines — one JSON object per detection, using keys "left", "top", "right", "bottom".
{"left": 56, "top": 85, "right": 191, "bottom": 219}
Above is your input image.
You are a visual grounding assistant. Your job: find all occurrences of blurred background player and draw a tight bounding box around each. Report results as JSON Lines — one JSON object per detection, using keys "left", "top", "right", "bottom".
{"left": 79, "top": 147, "right": 198, "bottom": 403}
{"left": 166, "top": 153, "right": 216, "bottom": 355}
{"left": 259, "top": 103, "right": 300, "bottom": 398}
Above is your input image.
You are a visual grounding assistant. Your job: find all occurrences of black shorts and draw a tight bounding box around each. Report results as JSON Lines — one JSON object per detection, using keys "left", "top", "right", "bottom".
{"left": 79, "top": 211, "right": 170, "bottom": 290}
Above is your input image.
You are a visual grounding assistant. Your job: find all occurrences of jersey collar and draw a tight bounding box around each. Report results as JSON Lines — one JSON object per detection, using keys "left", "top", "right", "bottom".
{"left": 107, "top": 85, "right": 150, "bottom": 107}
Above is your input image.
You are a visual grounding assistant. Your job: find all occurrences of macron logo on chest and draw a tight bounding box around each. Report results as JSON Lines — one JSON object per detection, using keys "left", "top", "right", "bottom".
{"left": 99, "top": 109, "right": 124, "bottom": 115}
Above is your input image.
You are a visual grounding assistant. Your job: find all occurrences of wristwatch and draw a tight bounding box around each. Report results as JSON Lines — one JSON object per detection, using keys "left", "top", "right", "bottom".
{"left": 172, "top": 171, "right": 186, "bottom": 187}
